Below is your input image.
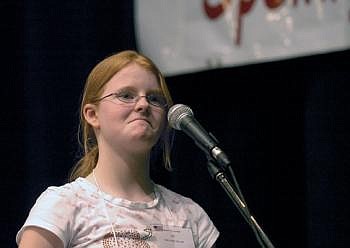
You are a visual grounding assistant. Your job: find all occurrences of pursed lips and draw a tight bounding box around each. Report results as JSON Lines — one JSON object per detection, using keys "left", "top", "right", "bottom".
{"left": 129, "top": 118, "right": 152, "bottom": 127}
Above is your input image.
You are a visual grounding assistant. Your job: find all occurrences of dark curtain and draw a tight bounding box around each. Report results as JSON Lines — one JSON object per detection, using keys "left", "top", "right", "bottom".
{"left": 3, "top": 1, "right": 349, "bottom": 247}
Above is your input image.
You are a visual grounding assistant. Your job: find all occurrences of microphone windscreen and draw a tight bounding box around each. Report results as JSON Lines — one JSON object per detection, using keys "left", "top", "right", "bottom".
{"left": 167, "top": 104, "right": 193, "bottom": 130}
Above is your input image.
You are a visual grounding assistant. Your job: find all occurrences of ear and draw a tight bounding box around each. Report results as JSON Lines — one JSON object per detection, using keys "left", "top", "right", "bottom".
{"left": 83, "top": 103, "right": 100, "bottom": 129}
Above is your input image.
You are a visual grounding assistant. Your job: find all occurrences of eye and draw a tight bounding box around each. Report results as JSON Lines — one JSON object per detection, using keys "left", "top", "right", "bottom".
{"left": 116, "top": 91, "right": 136, "bottom": 101}
{"left": 148, "top": 94, "right": 167, "bottom": 107}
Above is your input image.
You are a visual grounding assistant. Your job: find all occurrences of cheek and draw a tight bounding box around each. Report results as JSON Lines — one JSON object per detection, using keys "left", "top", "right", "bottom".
{"left": 98, "top": 106, "right": 128, "bottom": 128}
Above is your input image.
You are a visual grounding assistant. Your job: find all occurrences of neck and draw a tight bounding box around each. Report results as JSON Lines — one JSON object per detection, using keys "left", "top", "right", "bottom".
{"left": 88, "top": 146, "right": 154, "bottom": 202}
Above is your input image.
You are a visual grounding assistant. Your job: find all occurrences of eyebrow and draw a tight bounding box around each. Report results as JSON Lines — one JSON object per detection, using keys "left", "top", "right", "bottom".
{"left": 114, "top": 86, "right": 164, "bottom": 95}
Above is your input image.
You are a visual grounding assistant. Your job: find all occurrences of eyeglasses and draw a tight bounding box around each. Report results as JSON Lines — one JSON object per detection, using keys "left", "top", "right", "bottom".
{"left": 97, "top": 90, "right": 168, "bottom": 109}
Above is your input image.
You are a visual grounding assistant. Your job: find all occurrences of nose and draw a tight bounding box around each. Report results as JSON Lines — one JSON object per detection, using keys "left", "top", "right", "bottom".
{"left": 134, "top": 95, "right": 150, "bottom": 111}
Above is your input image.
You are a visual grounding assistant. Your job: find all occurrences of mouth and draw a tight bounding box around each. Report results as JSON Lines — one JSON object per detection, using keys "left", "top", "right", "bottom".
{"left": 130, "top": 118, "right": 152, "bottom": 127}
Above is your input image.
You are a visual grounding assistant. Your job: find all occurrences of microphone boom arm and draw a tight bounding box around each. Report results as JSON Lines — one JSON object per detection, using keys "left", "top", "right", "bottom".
{"left": 207, "top": 160, "right": 275, "bottom": 248}
{"left": 167, "top": 104, "right": 275, "bottom": 247}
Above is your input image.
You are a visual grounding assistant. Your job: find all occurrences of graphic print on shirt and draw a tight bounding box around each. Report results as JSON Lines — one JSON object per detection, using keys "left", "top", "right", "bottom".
{"left": 102, "top": 227, "right": 152, "bottom": 248}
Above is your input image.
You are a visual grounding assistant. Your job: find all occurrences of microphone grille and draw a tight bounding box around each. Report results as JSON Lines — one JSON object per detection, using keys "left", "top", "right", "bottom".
{"left": 167, "top": 104, "right": 194, "bottom": 130}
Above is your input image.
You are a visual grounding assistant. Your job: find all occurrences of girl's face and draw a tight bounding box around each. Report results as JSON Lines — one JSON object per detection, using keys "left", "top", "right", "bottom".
{"left": 85, "top": 63, "right": 166, "bottom": 154}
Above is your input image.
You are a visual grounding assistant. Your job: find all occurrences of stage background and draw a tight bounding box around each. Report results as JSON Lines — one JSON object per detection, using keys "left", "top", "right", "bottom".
{"left": 3, "top": 1, "right": 350, "bottom": 247}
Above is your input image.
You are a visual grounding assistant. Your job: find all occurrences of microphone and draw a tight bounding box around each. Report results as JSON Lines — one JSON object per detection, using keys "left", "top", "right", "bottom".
{"left": 167, "top": 104, "right": 230, "bottom": 168}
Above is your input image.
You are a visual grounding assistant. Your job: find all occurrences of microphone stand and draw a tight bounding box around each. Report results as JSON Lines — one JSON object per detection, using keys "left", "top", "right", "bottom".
{"left": 207, "top": 159, "right": 275, "bottom": 248}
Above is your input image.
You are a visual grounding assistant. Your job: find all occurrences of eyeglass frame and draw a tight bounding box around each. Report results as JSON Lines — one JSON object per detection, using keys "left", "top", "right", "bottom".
{"left": 95, "top": 91, "right": 169, "bottom": 109}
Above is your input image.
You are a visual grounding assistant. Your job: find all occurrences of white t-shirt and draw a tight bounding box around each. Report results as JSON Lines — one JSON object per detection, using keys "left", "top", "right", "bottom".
{"left": 16, "top": 178, "right": 219, "bottom": 247}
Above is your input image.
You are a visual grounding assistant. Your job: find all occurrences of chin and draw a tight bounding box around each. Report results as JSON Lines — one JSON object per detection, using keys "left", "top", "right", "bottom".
{"left": 130, "top": 133, "right": 158, "bottom": 148}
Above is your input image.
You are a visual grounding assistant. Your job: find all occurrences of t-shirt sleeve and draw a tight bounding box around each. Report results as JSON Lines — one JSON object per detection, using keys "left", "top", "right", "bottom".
{"left": 193, "top": 202, "right": 220, "bottom": 248}
{"left": 16, "top": 185, "right": 76, "bottom": 247}
{"left": 156, "top": 184, "right": 220, "bottom": 248}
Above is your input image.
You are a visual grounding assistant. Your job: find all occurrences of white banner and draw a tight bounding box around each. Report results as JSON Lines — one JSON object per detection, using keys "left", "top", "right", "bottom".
{"left": 134, "top": 0, "right": 350, "bottom": 76}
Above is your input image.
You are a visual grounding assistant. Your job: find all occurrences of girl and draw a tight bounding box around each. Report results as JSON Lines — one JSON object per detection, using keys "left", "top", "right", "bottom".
{"left": 17, "top": 50, "right": 219, "bottom": 248}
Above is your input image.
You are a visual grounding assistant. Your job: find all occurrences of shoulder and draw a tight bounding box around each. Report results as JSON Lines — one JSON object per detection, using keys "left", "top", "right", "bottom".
{"left": 35, "top": 178, "right": 91, "bottom": 205}
{"left": 156, "top": 184, "right": 195, "bottom": 204}
{"left": 17, "top": 178, "right": 96, "bottom": 246}
{"left": 155, "top": 184, "right": 206, "bottom": 216}
{"left": 24, "top": 177, "right": 98, "bottom": 222}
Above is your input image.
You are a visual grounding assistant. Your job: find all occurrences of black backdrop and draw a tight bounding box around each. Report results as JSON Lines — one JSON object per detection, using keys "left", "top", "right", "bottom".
{"left": 3, "top": 1, "right": 350, "bottom": 247}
